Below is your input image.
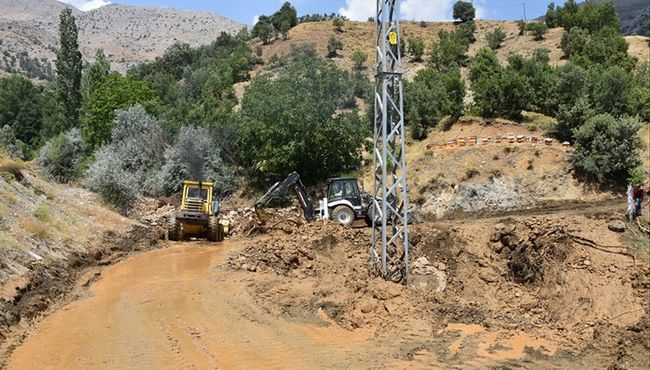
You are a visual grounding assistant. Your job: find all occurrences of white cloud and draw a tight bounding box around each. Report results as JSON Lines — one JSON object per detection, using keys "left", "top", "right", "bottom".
{"left": 400, "top": 0, "right": 454, "bottom": 21}
{"left": 252, "top": 15, "right": 260, "bottom": 25}
{"left": 58, "top": 0, "right": 111, "bottom": 12}
{"left": 338, "top": 0, "right": 374, "bottom": 21}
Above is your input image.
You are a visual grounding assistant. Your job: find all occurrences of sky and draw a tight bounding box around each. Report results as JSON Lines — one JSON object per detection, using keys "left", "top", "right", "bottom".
{"left": 58, "top": 0, "right": 571, "bottom": 24}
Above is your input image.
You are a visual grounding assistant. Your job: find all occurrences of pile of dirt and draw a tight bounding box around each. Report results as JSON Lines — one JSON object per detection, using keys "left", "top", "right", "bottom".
{"left": 223, "top": 207, "right": 306, "bottom": 237}
{"left": 489, "top": 218, "right": 573, "bottom": 284}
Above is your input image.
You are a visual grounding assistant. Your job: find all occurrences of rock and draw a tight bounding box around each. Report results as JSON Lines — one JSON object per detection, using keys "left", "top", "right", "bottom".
{"left": 436, "top": 262, "right": 447, "bottom": 271}
{"left": 608, "top": 220, "right": 626, "bottom": 233}
{"left": 583, "top": 259, "right": 591, "bottom": 267}
{"left": 412, "top": 257, "right": 437, "bottom": 275}
{"left": 609, "top": 265, "right": 617, "bottom": 273}
{"left": 479, "top": 270, "right": 499, "bottom": 283}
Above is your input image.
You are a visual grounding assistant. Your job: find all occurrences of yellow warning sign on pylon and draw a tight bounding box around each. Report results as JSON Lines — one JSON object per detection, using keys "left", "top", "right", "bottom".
{"left": 388, "top": 32, "right": 398, "bottom": 45}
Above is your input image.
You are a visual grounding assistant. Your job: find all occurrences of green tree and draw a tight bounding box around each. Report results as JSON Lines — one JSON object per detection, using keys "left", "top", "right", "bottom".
{"left": 545, "top": 2, "right": 558, "bottom": 28}
{"left": 405, "top": 68, "right": 465, "bottom": 139}
{"left": 81, "top": 73, "right": 158, "bottom": 149}
{"left": 430, "top": 29, "right": 469, "bottom": 71}
{"left": 532, "top": 48, "right": 550, "bottom": 64}
{"left": 350, "top": 50, "right": 368, "bottom": 70}
{"left": 572, "top": 114, "right": 642, "bottom": 184}
{"left": 54, "top": 8, "right": 83, "bottom": 134}
{"left": 81, "top": 49, "right": 111, "bottom": 100}
{"left": 327, "top": 36, "right": 343, "bottom": 57}
{"left": 560, "top": 27, "right": 588, "bottom": 57}
{"left": 629, "top": 62, "right": 650, "bottom": 121}
{"left": 271, "top": 2, "right": 298, "bottom": 30}
{"left": 236, "top": 46, "right": 364, "bottom": 184}
{"left": 486, "top": 27, "right": 506, "bottom": 50}
{"left": 587, "top": 65, "right": 632, "bottom": 117}
{"left": 0, "top": 76, "right": 43, "bottom": 149}
{"left": 253, "top": 16, "right": 276, "bottom": 44}
{"left": 407, "top": 36, "right": 425, "bottom": 62}
{"left": 555, "top": 96, "right": 594, "bottom": 142}
{"left": 453, "top": 1, "right": 475, "bottom": 23}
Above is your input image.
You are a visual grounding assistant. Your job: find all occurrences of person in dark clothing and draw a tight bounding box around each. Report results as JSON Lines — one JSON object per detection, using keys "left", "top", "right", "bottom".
{"left": 632, "top": 184, "right": 644, "bottom": 217}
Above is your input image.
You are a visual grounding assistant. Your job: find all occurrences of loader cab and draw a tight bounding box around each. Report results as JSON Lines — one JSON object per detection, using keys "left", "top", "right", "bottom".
{"left": 327, "top": 178, "right": 362, "bottom": 208}
{"left": 181, "top": 181, "right": 215, "bottom": 215}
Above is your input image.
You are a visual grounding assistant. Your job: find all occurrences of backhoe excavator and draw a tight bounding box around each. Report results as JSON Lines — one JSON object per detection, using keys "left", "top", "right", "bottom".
{"left": 254, "top": 172, "right": 374, "bottom": 227}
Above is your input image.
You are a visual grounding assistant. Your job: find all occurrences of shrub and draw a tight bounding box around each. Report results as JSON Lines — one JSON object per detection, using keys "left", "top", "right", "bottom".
{"left": 408, "top": 37, "right": 425, "bottom": 62}
{"left": 327, "top": 36, "right": 343, "bottom": 57}
{"left": 351, "top": 51, "right": 368, "bottom": 70}
{"left": 486, "top": 27, "right": 506, "bottom": 50}
{"left": 560, "top": 27, "right": 588, "bottom": 57}
{"left": 333, "top": 18, "right": 344, "bottom": 32}
{"left": 628, "top": 166, "right": 646, "bottom": 186}
{"left": 0, "top": 125, "right": 27, "bottom": 160}
{"left": 152, "top": 126, "right": 237, "bottom": 197}
{"left": 84, "top": 105, "right": 166, "bottom": 212}
{"left": 464, "top": 167, "right": 480, "bottom": 180}
{"left": 457, "top": 21, "right": 477, "bottom": 43}
{"left": 38, "top": 128, "right": 86, "bottom": 182}
{"left": 529, "top": 22, "right": 548, "bottom": 40}
{"left": 572, "top": 114, "right": 642, "bottom": 184}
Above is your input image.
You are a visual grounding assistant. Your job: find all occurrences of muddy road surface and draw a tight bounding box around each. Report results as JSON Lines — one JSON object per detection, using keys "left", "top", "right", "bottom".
{"left": 7, "top": 243, "right": 378, "bottom": 369}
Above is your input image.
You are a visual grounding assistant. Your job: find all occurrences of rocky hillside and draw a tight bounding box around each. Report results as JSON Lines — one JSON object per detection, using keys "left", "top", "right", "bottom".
{"left": 254, "top": 20, "right": 649, "bottom": 80}
{"left": 604, "top": 0, "right": 649, "bottom": 36}
{"left": 0, "top": 0, "right": 245, "bottom": 78}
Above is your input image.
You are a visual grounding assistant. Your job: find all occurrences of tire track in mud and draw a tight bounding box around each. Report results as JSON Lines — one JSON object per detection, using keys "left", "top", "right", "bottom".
{"left": 6, "top": 243, "right": 377, "bottom": 370}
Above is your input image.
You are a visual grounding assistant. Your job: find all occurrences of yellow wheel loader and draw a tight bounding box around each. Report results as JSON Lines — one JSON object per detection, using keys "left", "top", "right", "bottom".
{"left": 167, "top": 180, "right": 228, "bottom": 242}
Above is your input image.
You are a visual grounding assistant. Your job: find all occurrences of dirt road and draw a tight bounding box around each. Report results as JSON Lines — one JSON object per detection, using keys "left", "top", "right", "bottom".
{"left": 7, "top": 242, "right": 379, "bottom": 370}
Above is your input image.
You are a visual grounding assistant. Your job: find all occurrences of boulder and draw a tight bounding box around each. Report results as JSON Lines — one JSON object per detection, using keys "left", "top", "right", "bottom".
{"left": 608, "top": 220, "right": 626, "bottom": 233}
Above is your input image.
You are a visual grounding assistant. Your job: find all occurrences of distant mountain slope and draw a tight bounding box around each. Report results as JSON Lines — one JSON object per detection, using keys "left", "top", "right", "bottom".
{"left": 0, "top": 0, "right": 245, "bottom": 79}
{"left": 0, "top": 0, "right": 78, "bottom": 21}
{"left": 591, "top": 0, "right": 648, "bottom": 35}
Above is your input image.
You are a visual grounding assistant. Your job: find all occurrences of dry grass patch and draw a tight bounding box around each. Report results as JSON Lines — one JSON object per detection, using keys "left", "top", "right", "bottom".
{"left": 20, "top": 217, "right": 50, "bottom": 240}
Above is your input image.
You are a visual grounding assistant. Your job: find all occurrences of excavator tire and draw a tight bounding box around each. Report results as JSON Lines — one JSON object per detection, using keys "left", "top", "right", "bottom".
{"left": 208, "top": 216, "right": 220, "bottom": 242}
{"left": 168, "top": 217, "right": 181, "bottom": 241}
{"left": 217, "top": 223, "right": 224, "bottom": 242}
{"left": 333, "top": 206, "right": 354, "bottom": 227}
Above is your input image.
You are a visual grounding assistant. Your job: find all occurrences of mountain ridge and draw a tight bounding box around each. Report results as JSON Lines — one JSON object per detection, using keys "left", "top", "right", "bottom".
{"left": 0, "top": 0, "right": 245, "bottom": 78}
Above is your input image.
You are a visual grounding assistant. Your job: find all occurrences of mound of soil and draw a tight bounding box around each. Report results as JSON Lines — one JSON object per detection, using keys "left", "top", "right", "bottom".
{"left": 489, "top": 219, "right": 573, "bottom": 284}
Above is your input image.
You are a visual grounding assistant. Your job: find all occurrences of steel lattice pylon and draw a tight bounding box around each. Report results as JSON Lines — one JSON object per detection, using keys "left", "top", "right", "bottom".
{"left": 371, "top": 0, "right": 409, "bottom": 282}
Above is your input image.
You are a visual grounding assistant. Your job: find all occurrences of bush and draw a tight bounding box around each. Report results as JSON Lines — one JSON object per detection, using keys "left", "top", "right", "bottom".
{"left": 457, "top": 21, "right": 477, "bottom": 43}
{"left": 350, "top": 51, "right": 367, "bottom": 70}
{"left": 327, "top": 36, "right": 343, "bottom": 57}
{"left": 38, "top": 128, "right": 86, "bottom": 182}
{"left": 407, "top": 37, "right": 425, "bottom": 62}
{"left": 0, "top": 125, "right": 27, "bottom": 160}
{"left": 572, "top": 114, "right": 642, "bottom": 184}
{"left": 84, "top": 105, "right": 166, "bottom": 211}
{"left": 528, "top": 22, "right": 548, "bottom": 40}
{"left": 333, "top": 18, "right": 344, "bottom": 32}
{"left": 152, "top": 126, "right": 237, "bottom": 197}
{"left": 486, "top": 27, "right": 506, "bottom": 50}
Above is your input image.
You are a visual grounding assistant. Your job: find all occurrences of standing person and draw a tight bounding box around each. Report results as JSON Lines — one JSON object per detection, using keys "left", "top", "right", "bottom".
{"left": 632, "top": 183, "right": 645, "bottom": 217}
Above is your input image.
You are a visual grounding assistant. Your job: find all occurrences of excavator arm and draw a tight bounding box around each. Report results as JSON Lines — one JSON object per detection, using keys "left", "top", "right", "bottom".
{"left": 254, "top": 172, "right": 315, "bottom": 222}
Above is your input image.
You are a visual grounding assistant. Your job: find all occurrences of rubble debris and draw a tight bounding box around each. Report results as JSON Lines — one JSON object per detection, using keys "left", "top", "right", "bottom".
{"left": 608, "top": 220, "right": 627, "bottom": 233}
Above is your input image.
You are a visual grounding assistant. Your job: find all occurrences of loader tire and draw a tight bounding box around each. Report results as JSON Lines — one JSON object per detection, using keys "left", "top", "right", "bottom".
{"left": 333, "top": 206, "right": 354, "bottom": 227}
{"left": 168, "top": 217, "right": 181, "bottom": 241}
{"left": 208, "top": 216, "right": 222, "bottom": 242}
